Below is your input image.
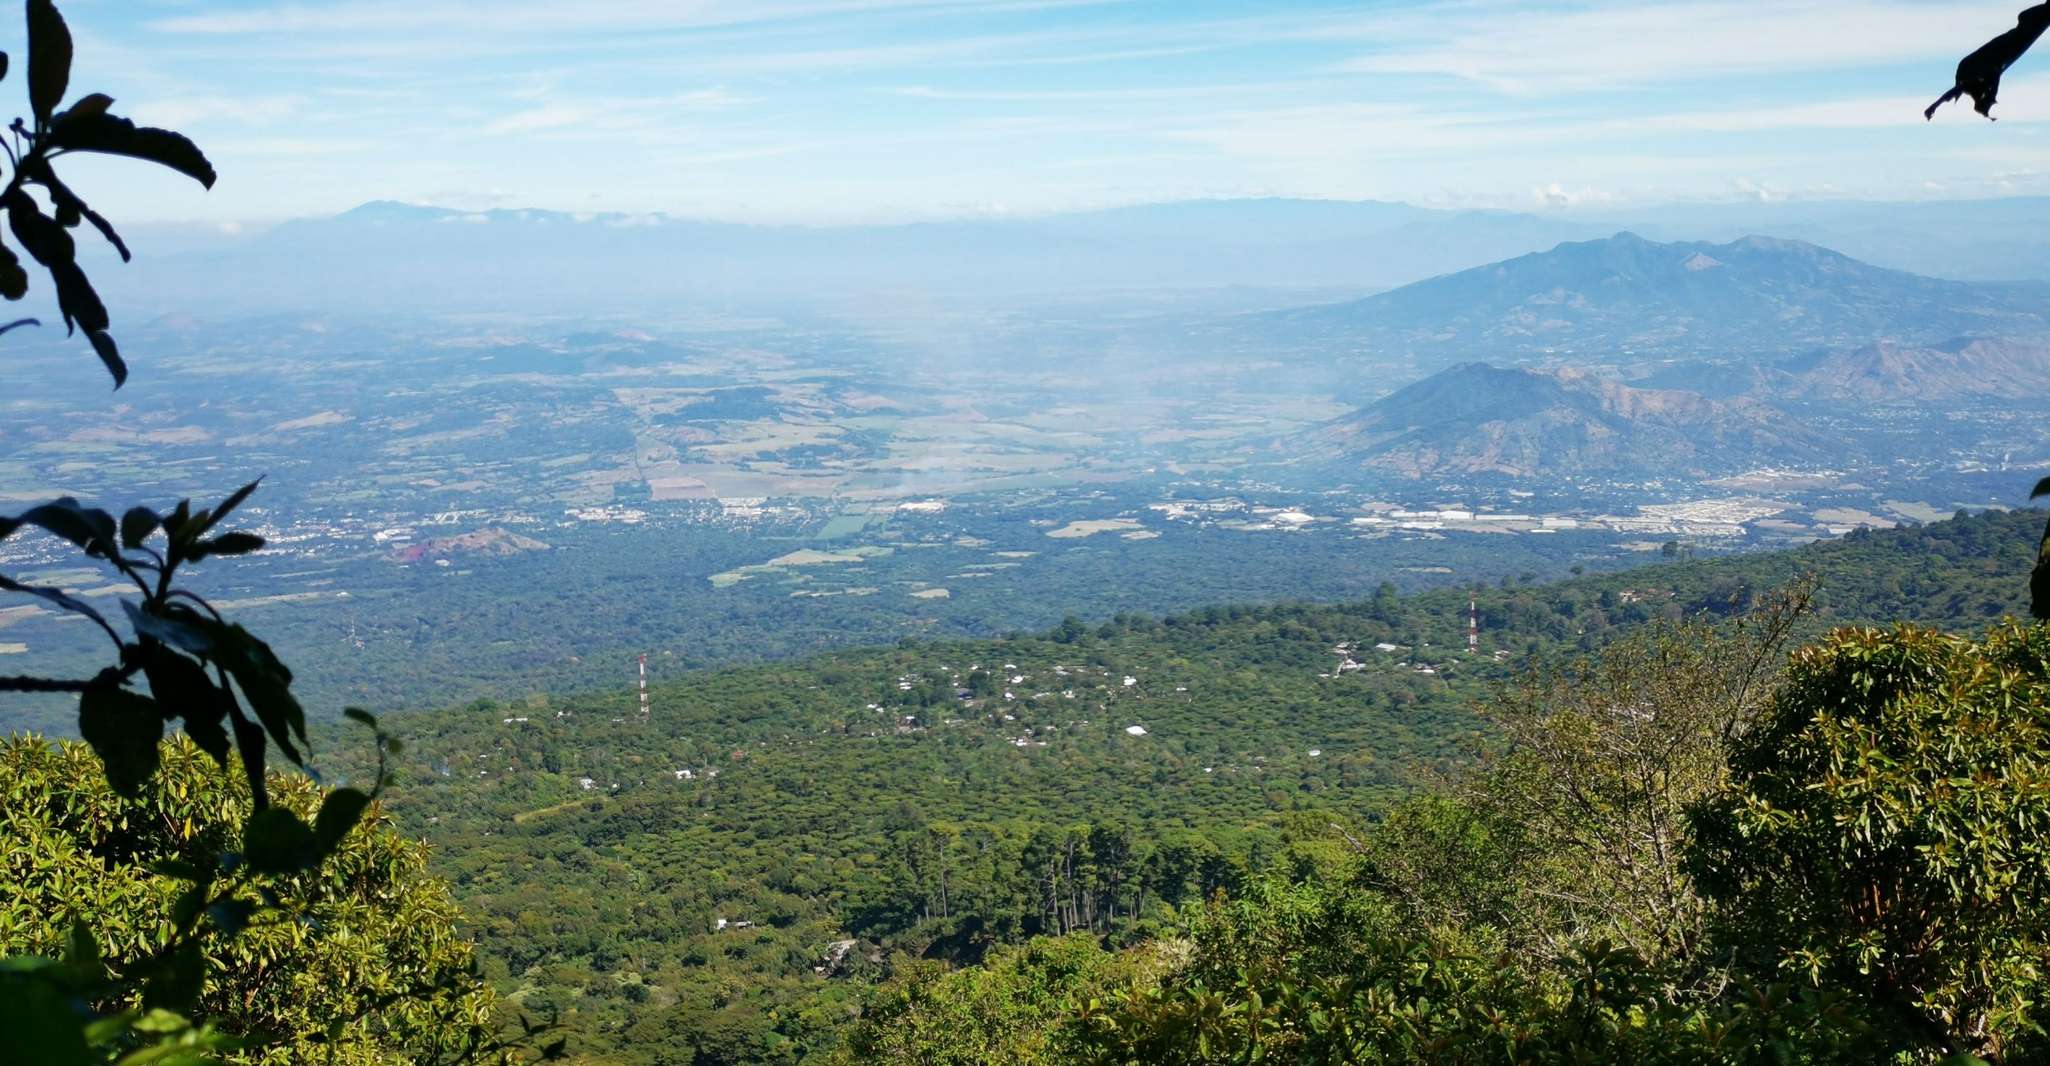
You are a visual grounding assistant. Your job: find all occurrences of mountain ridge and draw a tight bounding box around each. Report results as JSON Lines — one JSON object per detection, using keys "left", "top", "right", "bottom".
{"left": 1261, "top": 232, "right": 2050, "bottom": 368}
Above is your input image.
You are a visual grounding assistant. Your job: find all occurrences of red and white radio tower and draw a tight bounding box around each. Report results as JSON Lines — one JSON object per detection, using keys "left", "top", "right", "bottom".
{"left": 638, "top": 654, "right": 650, "bottom": 721}
{"left": 1467, "top": 597, "right": 1479, "bottom": 653}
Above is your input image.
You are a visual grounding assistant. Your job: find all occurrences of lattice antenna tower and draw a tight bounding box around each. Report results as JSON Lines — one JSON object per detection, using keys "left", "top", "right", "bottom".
{"left": 1467, "top": 597, "right": 1479, "bottom": 653}
{"left": 638, "top": 654, "right": 651, "bottom": 722}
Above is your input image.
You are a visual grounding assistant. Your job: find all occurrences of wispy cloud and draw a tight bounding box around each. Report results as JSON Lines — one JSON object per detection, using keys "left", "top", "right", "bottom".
{"left": 1337, "top": 0, "right": 2022, "bottom": 93}
{"left": 54, "top": 0, "right": 2050, "bottom": 222}
{"left": 482, "top": 89, "right": 753, "bottom": 136}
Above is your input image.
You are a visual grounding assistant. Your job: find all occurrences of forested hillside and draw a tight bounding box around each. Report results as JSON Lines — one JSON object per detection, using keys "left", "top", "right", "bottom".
{"left": 357, "top": 507, "right": 2043, "bottom": 1063}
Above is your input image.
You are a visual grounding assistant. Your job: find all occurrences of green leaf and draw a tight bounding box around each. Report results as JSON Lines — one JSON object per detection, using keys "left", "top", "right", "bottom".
{"left": 120, "top": 506, "right": 156, "bottom": 549}
{"left": 44, "top": 111, "right": 216, "bottom": 188}
{"left": 26, "top": 0, "right": 71, "bottom": 128}
{"left": 78, "top": 686, "right": 163, "bottom": 797}
{"left": 243, "top": 806, "right": 316, "bottom": 874}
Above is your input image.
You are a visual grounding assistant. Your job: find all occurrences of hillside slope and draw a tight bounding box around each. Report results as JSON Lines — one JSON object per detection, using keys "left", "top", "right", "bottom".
{"left": 358, "top": 507, "right": 2045, "bottom": 1064}
{"left": 1296, "top": 362, "right": 1839, "bottom": 479}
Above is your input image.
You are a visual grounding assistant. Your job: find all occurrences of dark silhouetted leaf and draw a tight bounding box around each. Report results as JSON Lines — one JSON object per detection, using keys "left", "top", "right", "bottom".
{"left": 190, "top": 531, "right": 264, "bottom": 560}
{"left": 313, "top": 788, "right": 372, "bottom": 855}
{"left": 213, "top": 622, "right": 306, "bottom": 767}
{"left": 243, "top": 806, "right": 316, "bottom": 874}
{"left": 2035, "top": 516, "right": 2050, "bottom": 620}
{"left": 9, "top": 497, "right": 115, "bottom": 556}
{"left": 0, "top": 573, "right": 112, "bottom": 633}
{"left": 141, "top": 645, "right": 230, "bottom": 767}
{"left": 143, "top": 938, "right": 204, "bottom": 1015}
{"left": 0, "top": 244, "right": 26, "bottom": 300}
{"left": 2034, "top": 476, "right": 2050, "bottom": 499}
{"left": 206, "top": 897, "right": 254, "bottom": 937}
{"left": 152, "top": 858, "right": 203, "bottom": 882}
{"left": 202, "top": 478, "right": 261, "bottom": 533}
{"left": 26, "top": 0, "right": 71, "bottom": 127}
{"left": 78, "top": 686, "right": 162, "bottom": 797}
{"left": 64, "top": 921, "right": 99, "bottom": 975}
{"left": 86, "top": 328, "right": 121, "bottom": 387}
{"left": 33, "top": 162, "right": 129, "bottom": 261}
{"left": 120, "top": 505, "right": 156, "bottom": 549}
{"left": 343, "top": 707, "right": 378, "bottom": 729}
{"left": 45, "top": 112, "right": 216, "bottom": 188}
{"left": 0, "top": 974, "right": 91, "bottom": 1064}
{"left": 54, "top": 90, "right": 108, "bottom": 123}
{"left": 5, "top": 190, "right": 73, "bottom": 268}
{"left": 123, "top": 600, "right": 215, "bottom": 656}
{"left": 52, "top": 261, "right": 108, "bottom": 334}
{"left": 229, "top": 708, "right": 268, "bottom": 810}
{"left": 1928, "top": 4, "right": 2050, "bottom": 119}
{"left": 162, "top": 498, "right": 191, "bottom": 539}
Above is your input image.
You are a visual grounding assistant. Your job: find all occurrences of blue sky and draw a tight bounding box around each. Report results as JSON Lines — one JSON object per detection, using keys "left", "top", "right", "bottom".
{"left": 42, "top": 0, "right": 2050, "bottom": 222}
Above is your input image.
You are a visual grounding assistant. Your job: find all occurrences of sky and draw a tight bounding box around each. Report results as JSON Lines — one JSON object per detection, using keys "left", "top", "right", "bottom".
{"left": 42, "top": 0, "right": 2050, "bottom": 223}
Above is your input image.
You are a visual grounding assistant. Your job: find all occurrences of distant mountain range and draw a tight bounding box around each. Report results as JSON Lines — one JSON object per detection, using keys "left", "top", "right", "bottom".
{"left": 1261, "top": 233, "right": 2050, "bottom": 368}
{"left": 85, "top": 194, "right": 2050, "bottom": 318}
{"left": 1296, "top": 363, "right": 1840, "bottom": 480}
{"left": 1291, "top": 330, "right": 2050, "bottom": 481}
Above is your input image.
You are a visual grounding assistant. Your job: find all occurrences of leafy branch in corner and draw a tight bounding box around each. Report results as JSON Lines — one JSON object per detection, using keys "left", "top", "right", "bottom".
{"left": 0, "top": 3, "right": 543, "bottom": 1061}
{"left": 0, "top": 0, "right": 217, "bottom": 387}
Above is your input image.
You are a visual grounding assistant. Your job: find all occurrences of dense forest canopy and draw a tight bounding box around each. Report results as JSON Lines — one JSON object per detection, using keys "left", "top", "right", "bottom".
{"left": 342, "top": 506, "right": 2049, "bottom": 1062}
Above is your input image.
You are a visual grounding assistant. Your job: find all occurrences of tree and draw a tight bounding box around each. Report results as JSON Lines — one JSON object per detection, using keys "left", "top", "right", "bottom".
{"left": 1690, "top": 622, "right": 2050, "bottom": 1061}
{"left": 1368, "top": 588, "right": 1807, "bottom": 966}
{"left": 0, "top": 735, "right": 506, "bottom": 1065}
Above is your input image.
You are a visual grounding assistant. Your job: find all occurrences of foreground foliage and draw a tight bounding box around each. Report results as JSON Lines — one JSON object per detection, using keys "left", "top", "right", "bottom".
{"left": 0, "top": 735, "right": 508, "bottom": 1064}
